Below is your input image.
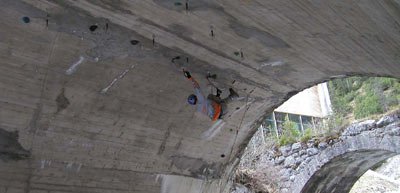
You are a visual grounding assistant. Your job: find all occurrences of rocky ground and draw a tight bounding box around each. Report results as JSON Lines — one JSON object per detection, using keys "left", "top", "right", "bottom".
{"left": 350, "top": 155, "right": 400, "bottom": 193}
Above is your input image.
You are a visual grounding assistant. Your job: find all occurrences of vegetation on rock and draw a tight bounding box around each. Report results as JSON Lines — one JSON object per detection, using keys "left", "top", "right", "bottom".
{"left": 329, "top": 77, "right": 400, "bottom": 121}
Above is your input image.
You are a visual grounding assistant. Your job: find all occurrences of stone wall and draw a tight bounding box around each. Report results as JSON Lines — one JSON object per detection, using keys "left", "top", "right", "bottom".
{"left": 232, "top": 111, "right": 400, "bottom": 193}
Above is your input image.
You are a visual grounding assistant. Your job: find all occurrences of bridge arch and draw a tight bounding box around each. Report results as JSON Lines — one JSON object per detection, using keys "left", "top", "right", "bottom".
{"left": 300, "top": 150, "right": 396, "bottom": 193}
{"left": 276, "top": 116, "right": 400, "bottom": 193}
{"left": 1, "top": 1, "right": 400, "bottom": 193}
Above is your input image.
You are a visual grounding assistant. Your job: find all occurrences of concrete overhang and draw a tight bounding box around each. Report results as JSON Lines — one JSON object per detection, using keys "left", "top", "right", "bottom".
{"left": 0, "top": 0, "right": 400, "bottom": 192}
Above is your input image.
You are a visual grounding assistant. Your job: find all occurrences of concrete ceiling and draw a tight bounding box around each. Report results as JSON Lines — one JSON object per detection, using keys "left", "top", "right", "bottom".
{"left": 0, "top": 0, "right": 399, "bottom": 192}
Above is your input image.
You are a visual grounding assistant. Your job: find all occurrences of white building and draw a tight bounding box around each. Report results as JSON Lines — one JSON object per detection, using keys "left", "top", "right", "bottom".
{"left": 263, "top": 83, "right": 332, "bottom": 136}
{"left": 276, "top": 82, "right": 332, "bottom": 118}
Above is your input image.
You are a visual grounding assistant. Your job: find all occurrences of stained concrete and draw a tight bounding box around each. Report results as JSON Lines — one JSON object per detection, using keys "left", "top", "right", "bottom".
{"left": 154, "top": 0, "right": 225, "bottom": 13}
{"left": 0, "top": 0, "right": 400, "bottom": 192}
{"left": 230, "top": 21, "right": 290, "bottom": 48}
{"left": 55, "top": 88, "right": 70, "bottom": 112}
{"left": 168, "top": 23, "right": 194, "bottom": 38}
{"left": 0, "top": 128, "right": 30, "bottom": 161}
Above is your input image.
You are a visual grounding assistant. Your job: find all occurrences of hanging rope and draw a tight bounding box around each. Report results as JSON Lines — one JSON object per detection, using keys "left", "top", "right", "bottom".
{"left": 228, "top": 92, "right": 251, "bottom": 161}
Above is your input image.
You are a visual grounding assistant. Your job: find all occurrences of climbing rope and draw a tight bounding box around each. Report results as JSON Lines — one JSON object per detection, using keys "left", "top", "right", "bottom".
{"left": 228, "top": 92, "right": 251, "bottom": 161}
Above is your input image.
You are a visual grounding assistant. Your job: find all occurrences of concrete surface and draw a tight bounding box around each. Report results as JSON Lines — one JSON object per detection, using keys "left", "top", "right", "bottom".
{"left": 0, "top": 0, "right": 399, "bottom": 192}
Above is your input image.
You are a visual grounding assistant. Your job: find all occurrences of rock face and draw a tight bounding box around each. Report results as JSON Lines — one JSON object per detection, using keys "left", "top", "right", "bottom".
{"left": 377, "top": 113, "right": 400, "bottom": 128}
{"left": 235, "top": 112, "right": 400, "bottom": 193}
{"left": 342, "top": 120, "right": 376, "bottom": 136}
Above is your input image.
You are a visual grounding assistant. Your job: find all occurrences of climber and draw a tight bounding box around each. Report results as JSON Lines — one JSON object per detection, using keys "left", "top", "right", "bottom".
{"left": 184, "top": 70, "right": 239, "bottom": 121}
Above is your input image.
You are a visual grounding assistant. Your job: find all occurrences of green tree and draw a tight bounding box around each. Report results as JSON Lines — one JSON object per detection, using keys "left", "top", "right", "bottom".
{"left": 354, "top": 92, "right": 382, "bottom": 119}
{"left": 277, "top": 116, "right": 301, "bottom": 146}
{"left": 300, "top": 128, "right": 313, "bottom": 143}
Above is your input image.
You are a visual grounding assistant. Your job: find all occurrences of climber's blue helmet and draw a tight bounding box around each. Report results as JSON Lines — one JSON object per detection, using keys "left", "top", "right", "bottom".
{"left": 187, "top": 94, "right": 197, "bottom": 105}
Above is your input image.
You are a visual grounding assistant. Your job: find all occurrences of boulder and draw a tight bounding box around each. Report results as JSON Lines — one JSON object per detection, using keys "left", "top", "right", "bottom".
{"left": 284, "top": 156, "right": 296, "bottom": 168}
{"left": 307, "top": 148, "right": 319, "bottom": 156}
{"left": 275, "top": 156, "right": 285, "bottom": 165}
{"left": 295, "top": 158, "right": 302, "bottom": 166}
{"left": 343, "top": 120, "right": 376, "bottom": 136}
{"left": 318, "top": 142, "right": 328, "bottom": 149}
{"left": 280, "top": 146, "right": 292, "bottom": 157}
{"left": 291, "top": 142, "right": 302, "bottom": 152}
{"left": 377, "top": 114, "right": 400, "bottom": 128}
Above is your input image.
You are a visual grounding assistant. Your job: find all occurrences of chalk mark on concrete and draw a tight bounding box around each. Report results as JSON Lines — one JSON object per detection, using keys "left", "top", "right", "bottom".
{"left": 66, "top": 162, "right": 73, "bottom": 170}
{"left": 100, "top": 64, "right": 136, "bottom": 94}
{"left": 66, "top": 56, "right": 85, "bottom": 75}
{"left": 258, "top": 60, "right": 285, "bottom": 70}
{"left": 77, "top": 163, "right": 82, "bottom": 172}
{"left": 40, "top": 159, "right": 52, "bottom": 169}
{"left": 201, "top": 119, "right": 225, "bottom": 141}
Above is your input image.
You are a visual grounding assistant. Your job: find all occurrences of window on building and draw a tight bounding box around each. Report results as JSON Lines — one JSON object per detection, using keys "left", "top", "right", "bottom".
{"left": 288, "top": 114, "right": 302, "bottom": 132}
{"left": 302, "top": 116, "right": 314, "bottom": 130}
{"left": 261, "top": 112, "right": 324, "bottom": 138}
{"left": 262, "top": 114, "right": 275, "bottom": 135}
{"left": 274, "top": 112, "right": 287, "bottom": 135}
